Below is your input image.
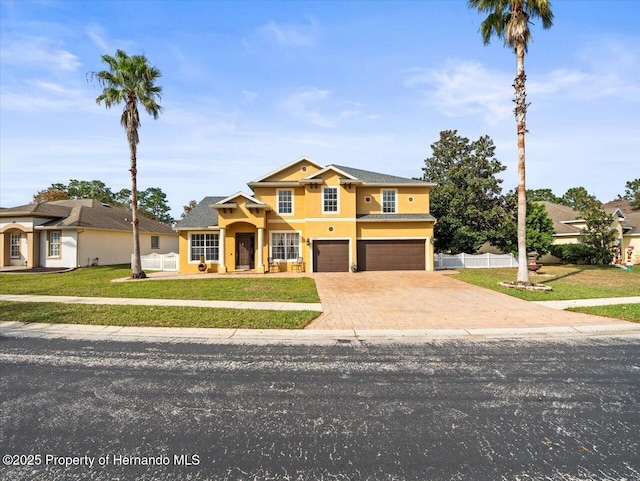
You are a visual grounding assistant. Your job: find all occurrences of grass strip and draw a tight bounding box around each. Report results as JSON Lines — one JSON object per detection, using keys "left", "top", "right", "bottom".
{"left": 0, "top": 265, "right": 320, "bottom": 303}
{"left": 0, "top": 301, "right": 319, "bottom": 329}
{"left": 453, "top": 265, "right": 639, "bottom": 301}
{"left": 569, "top": 304, "right": 640, "bottom": 323}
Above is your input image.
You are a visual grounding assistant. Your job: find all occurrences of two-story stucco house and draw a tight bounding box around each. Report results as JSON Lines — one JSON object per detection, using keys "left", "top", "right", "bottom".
{"left": 175, "top": 157, "right": 436, "bottom": 273}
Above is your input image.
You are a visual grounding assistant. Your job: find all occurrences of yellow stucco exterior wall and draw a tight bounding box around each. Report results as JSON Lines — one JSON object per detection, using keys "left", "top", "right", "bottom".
{"left": 178, "top": 159, "right": 436, "bottom": 273}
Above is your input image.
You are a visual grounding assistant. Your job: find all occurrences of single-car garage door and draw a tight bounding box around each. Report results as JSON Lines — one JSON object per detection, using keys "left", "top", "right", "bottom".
{"left": 314, "top": 240, "right": 349, "bottom": 272}
{"left": 357, "top": 240, "right": 425, "bottom": 271}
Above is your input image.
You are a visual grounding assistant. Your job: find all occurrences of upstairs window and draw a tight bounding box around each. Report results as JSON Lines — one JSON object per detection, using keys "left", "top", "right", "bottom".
{"left": 323, "top": 187, "right": 338, "bottom": 213}
{"left": 278, "top": 190, "right": 293, "bottom": 215}
{"left": 382, "top": 190, "right": 397, "bottom": 213}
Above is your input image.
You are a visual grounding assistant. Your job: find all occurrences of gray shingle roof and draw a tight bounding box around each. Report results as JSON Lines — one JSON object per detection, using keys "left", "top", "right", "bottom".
{"left": 329, "top": 165, "right": 429, "bottom": 184}
{"left": 1, "top": 199, "right": 175, "bottom": 234}
{"left": 174, "top": 196, "right": 226, "bottom": 229}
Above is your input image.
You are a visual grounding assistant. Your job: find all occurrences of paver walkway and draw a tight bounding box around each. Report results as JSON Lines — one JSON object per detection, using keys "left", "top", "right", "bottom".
{"left": 306, "top": 271, "right": 632, "bottom": 330}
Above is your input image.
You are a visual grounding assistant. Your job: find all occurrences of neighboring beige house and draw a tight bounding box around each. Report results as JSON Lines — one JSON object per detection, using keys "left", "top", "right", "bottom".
{"left": 175, "top": 157, "right": 436, "bottom": 273}
{"left": 539, "top": 200, "right": 640, "bottom": 265}
{"left": 0, "top": 199, "right": 178, "bottom": 269}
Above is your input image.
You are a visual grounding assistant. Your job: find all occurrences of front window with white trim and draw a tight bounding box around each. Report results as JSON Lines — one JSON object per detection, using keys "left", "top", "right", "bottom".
{"left": 48, "top": 231, "right": 61, "bottom": 257}
{"left": 190, "top": 233, "right": 219, "bottom": 262}
{"left": 277, "top": 190, "right": 293, "bottom": 215}
{"left": 10, "top": 234, "right": 20, "bottom": 258}
{"left": 271, "top": 232, "right": 300, "bottom": 260}
{"left": 382, "top": 189, "right": 397, "bottom": 213}
{"left": 323, "top": 187, "right": 338, "bottom": 213}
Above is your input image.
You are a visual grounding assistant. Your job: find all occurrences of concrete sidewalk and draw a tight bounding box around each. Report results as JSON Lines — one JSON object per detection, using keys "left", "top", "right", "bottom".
{"left": 0, "top": 294, "right": 322, "bottom": 312}
{"left": 534, "top": 296, "right": 640, "bottom": 310}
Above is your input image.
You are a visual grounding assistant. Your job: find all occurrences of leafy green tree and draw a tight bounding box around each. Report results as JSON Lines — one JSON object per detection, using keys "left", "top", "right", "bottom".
{"left": 422, "top": 130, "right": 506, "bottom": 254}
{"left": 113, "top": 188, "right": 132, "bottom": 208}
{"left": 138, "top": 187, "right": 172, "bottom": 224}
{"left": 580, "top": 199, "right": 615, "bottom": 265}
{"left": 66, "top": 180, "right": 114, "bottom": 203}
{"left": 469, "top": 0, "right": 553, "bottom": 285}
{"left": 92, "top": 50, "right": 163, "bottom": 279}
{"left": 623, "top": 178, "right": 640, "bottom": 210}
{"left": 561, "top": 186, "right": 597, "bottom": 212}
{"left": 493, "top": 192, "right": 555, "bottom": 257}
{"left": 527, "top": 188, "right": 561, "bottom": 204}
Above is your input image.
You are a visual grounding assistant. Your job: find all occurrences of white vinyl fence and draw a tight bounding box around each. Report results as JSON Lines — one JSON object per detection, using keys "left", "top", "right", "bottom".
{"left": 134, "top": 252, "right": 179, "bottom": 271}
{"left": 435, "top": 252, "right": 518, "bottom": 270}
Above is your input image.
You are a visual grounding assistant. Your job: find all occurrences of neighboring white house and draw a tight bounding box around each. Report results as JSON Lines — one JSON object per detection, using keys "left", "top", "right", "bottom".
{"left": 0, "top": 199, "right": 178, "bottom": 269}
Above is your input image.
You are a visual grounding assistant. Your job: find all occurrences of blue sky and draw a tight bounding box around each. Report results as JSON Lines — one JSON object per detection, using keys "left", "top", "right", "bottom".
{"left": 1, "top": 0, "right": 638, "bottom": 218}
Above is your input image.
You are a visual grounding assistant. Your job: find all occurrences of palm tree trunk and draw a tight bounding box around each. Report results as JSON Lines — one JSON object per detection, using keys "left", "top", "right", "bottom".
{"left": 515, "top": 41, "right": 530, "bottom": 284}
{"left": 128, "top": 130, "right": 146, "bottom": 279}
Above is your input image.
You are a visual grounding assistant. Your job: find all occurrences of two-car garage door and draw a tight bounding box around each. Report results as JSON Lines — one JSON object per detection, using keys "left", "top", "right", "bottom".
{"left": 357, "top": 240, "right": 425, "bottom": 271}
{"left": 313, "top": 239, "right": 426, "bottom": 272}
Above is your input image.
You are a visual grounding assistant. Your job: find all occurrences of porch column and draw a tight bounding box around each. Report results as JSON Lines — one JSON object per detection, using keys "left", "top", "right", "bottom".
{"left": 257, "top": 228, "right": 264, "bottom": 270}
{"left": 0, "top": 233, "right": 5, "bottom": 267}
{"left": 219, "top": 228, "right": 226, "bottom": 272}
{"left": 26, "top": 232, "right": 35, "bottom": 268}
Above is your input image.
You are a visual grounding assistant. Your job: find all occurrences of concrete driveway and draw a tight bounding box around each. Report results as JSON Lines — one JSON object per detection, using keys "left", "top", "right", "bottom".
{"left": 306, "top": 271, "right": 627, "bottom": 330}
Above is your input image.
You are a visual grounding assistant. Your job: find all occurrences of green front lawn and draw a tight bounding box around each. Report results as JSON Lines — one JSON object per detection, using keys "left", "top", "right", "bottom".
{"left": 0, "top": 265, "right": 320, "bottom": 303}
{"left": 453, "top": 265, "right": 640, "bottom": 301}
{"left": 0, "top": 301, "right": 319, "bottom": 329}
{"left": 569, "top": 304, "right": 640, "bottom": 323}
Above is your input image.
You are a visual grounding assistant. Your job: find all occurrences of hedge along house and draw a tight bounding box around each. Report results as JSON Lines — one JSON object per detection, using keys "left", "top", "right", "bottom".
{"left": 0, "top": 199, "right": 178, "bottom": 269}
{"left": 174, "top": 157, "right": 437, "bottom": 274}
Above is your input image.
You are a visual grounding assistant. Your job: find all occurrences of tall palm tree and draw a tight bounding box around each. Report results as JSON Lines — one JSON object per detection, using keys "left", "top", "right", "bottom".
{"left": 468, "top": 0, "right": 553, "bottom": 284}
{"left": 92, "top": 50, "right": 163, "bottom": 279}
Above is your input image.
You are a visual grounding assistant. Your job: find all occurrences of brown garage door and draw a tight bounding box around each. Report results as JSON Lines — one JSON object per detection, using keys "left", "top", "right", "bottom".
{"left": 357, "top": 240, "right": 425, "bottom": 271}
{"left": 314, "top": 240, "right": 349, "bottom": 272}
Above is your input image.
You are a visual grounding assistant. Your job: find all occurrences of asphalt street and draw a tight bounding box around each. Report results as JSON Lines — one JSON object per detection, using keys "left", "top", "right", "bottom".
{"left": 1, "top": 334, "right": 639, "bottom": 480}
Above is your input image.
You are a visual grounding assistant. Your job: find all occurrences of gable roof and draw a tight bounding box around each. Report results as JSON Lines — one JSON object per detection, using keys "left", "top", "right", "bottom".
{"left": 174, "top": 196, "right": 226, "bottom": 229}
{"left": 539, "top": 200, "right": 640, "bottom": 236}
{"left": 1, "top": 199, "right": 175, "bottom": 234}
{"left": 214, "top": 192, "right": 269, "bottom": 207}
{"left": 330, "top": 164, "right": 434, "bottom": 186}
{"left": 250, "top": 156, "right": 324, "bottom": 183}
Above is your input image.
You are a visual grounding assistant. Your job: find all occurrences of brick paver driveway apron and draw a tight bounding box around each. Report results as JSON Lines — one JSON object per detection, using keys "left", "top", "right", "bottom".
{"left": 306, "top": 271, "right": 627, "bottom": 330}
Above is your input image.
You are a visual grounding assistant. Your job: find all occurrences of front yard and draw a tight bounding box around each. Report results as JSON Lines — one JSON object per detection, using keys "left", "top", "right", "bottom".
{"left": 453, "top": 265, "right": 640, "bottom": 323}
{"left": 0, "top": 265, "right": 321, "bottom": 329}
{"left": 0, "top": 265, "right": 320, "bottom": 303}
{"left": 453, "top": 265, "right": 639, "bottom": 301}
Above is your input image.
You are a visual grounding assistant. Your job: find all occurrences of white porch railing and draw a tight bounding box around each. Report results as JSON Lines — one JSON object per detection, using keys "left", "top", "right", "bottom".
{"left": 435, "top": 252, "right": 518, "bottom": 270}
{"left": 133, "top": 252, "right": 179, "bottom": 271}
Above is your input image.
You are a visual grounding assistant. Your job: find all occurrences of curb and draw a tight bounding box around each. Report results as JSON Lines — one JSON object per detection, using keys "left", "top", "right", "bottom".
{"left": 2, "top": 321, "right": 639, "bottom": 344}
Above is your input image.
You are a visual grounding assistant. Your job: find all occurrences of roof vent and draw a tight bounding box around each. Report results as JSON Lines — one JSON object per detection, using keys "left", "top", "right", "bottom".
{"left": 101, "top": 203, "right": 112, "bottom": 208}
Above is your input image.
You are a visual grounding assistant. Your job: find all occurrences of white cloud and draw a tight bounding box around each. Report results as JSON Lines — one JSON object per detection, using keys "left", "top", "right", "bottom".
{"left": 278, "top": 88, "right": 367, "bottom": 128}
{"left": 404, "top": 62, "right": 513, "bottom": 124}
{"left": 87, "top": 26, "right": 109, "bottom": 51}
{"left": 0, "top": 81, "right": 96, "bottom": 112}
{"left": 0, "top": 36, "right": 81, "bottom": 71}
{"left": 256, "top": 17, "right": 319, "bottom": 48}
